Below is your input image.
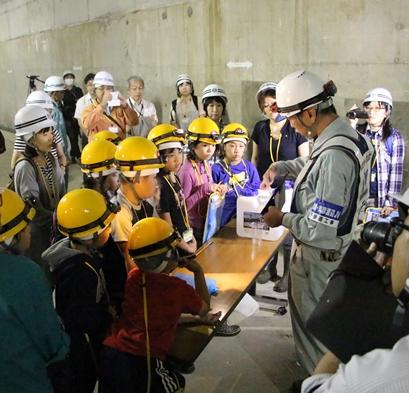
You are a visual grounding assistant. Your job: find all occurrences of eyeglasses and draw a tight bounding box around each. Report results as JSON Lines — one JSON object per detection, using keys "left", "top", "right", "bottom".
{"left": 364, "top": 106, "right": 385, "bottom": 113}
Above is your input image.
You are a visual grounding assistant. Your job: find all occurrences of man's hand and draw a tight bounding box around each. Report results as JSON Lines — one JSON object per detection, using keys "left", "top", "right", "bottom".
{"left": 381, "top": 206, "right": 395, "bottom": 217}
{"left": 100, "top": 90, "right": 112, "bottom": 110}
{"left": 263, "top": 206, "right": 284, "bottom": 228}
{"left": 260, "top": 165, "right": 278, "bottom": 190}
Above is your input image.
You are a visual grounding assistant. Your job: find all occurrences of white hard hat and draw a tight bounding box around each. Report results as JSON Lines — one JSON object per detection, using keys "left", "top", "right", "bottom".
{"left": 276, "top": 70, "right": 336, "bottom": 118}
{"left": 44, "top": 76, "right": 65, "bottom": 92}
{"left": 63, "top": 70, "right": 75, "bottom": 78}
{"left": 256, "top": 81, "right": 278, "bottom": 106}
{"left": 363, "top": 88, "right": 393, "bottom": 109}
{"left": 176, "top": 73, "right": 192, "bottom": 87}
{"left": 93, "top": 71, "right": 115, "bottom": 87}
{"left": 15, "top": 105, "right": 55, "bottom": 141}
{"left": 25, "top": 90, "right": 53, "bottom": 110}
{"left": 202, "top": 84, "right": 228, "bottom": 103}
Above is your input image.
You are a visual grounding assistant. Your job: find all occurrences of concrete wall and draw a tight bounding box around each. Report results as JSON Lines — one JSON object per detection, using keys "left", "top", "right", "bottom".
{"left": 1, "top": 0, "right": 409, "bottom": 182}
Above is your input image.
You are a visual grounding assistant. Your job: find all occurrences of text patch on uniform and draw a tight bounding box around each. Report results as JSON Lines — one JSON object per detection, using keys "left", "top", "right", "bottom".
{"left": 309, "top": 198, "right": 343, "bottom": 228}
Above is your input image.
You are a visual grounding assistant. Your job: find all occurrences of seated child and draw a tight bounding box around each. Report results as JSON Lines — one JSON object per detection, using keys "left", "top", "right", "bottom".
{"left": 212, "top": 123, "right": 261, "bottom": 227}
{"left": 148, "top": 123, "right": 197, "bottom": 254}
{"left": 100, "top": 217, "right": 221, "bottom": 393}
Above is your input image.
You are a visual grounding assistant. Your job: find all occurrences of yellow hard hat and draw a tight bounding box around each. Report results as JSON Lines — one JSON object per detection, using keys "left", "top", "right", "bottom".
{"left": 115, "top": 136, "right": 164, "bottom": 177}
{"left": 80, "top": 139, "right": 117, "bottom": 176}
{"left": 187, "top": 118, "right": 221, "bottom": 145}
{"left": 57, "top": 188, "right": 119, "bottom": 240}
{"left": 0, "top": 189, "right": 36, "bottom": 243}
{"left": 147, "top": 123, "right": 186, "bottom": 149}
{"left": 92, "top": 130, "right": 121, "bottom": 145}
{"left": 128, "top": 217, "right": 181, "bottom": 260}
{"left": 221, "top": 123, "right": 249, "bottom": 144}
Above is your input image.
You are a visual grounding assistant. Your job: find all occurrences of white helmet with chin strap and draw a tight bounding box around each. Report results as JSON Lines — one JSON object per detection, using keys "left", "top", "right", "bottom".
{"left": 25, "top": 90, "right": 53, "bottom": 110}
{"left": 202, "top": 84, "right": 228, "bottom": 104}
{"left": 44, "top": 76, "right": 65, "bottom": 92}
{"left": 15, "top": 105, "right": 55, "bottom": 141}
{"left": 93, "top": 71, "right": 115, "bottom": 88}
{"left": 363, "top": 88, "right": 393, "bottom": 110}
{"left": 276, "top": 70, "right": 337, "bottom": 118}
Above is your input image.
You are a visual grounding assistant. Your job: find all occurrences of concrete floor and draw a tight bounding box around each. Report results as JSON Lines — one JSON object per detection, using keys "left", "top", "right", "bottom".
{"left": 0, "top": 130, "right": 307, "bottom": 393}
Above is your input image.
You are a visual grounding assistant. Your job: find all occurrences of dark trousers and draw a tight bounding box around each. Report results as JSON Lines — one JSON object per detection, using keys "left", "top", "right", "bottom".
{"left": 66, "top": 119, "right": 81, "bottom": 159}
{"left": 100, "top": 346, "right": 185, "bottom": 393}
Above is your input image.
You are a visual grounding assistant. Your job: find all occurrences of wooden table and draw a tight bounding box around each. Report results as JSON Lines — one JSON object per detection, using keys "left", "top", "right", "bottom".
{"left": 169, "top": 221, "right": 288, "bottom": 363}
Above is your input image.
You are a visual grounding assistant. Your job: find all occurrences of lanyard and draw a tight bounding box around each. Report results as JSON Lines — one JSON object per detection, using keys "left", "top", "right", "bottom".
{"left": 128, "top": 98, "right": 144, "bottom": 117}
{"left": 269, "top": 133, "right": 282, "bottom": 163}
{"left": 190, "top": 159, "right": 211, "bottom": 185}
{"left": 220, "top": 159, "right": 249, "bottom": 197}
{"left": 163, "top": 175, "right": 191, "bottom": 229}
{"left": 370, "top": 134, "right": 381, "bottom": 169}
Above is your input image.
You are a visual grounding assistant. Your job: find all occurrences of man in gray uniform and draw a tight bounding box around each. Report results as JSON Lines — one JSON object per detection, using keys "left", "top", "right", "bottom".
{"left": 261, "top": 70, "right": 373, "bottom": 374}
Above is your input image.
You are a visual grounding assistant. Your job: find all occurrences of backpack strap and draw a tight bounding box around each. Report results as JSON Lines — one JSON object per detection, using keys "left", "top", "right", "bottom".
{"left": 192, "top": 95, "right": 199, "bottom": 111}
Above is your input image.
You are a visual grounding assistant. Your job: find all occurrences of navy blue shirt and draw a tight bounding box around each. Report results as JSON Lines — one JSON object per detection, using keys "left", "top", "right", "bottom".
{"left": 251, "top": 119, "right": 307, "bottom": 178}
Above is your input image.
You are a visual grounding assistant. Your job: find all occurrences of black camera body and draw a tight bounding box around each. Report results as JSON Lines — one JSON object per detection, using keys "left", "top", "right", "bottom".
{"left": 346, "top": 109, "right": 369, "bottom": 120}
{"left": 361, "top": 218, "right": 404, "bottom": 254}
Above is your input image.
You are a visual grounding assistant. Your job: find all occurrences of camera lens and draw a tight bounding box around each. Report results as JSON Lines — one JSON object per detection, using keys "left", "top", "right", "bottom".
{"left": 361, "top": 221, "right": 393, "bottom": 253}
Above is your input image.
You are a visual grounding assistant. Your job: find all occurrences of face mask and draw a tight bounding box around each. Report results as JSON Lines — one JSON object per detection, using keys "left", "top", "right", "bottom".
{"left": 65, "top": 78, "right": 74, "bottom": 87}
{"left": 275, "top": 114, "right": 287, "bottom": 123}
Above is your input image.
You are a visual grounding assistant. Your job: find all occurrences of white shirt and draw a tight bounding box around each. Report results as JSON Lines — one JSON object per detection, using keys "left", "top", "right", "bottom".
{"left": 74, "top": 93, "right": 93, "bottom": 120}
{"left": 127, "top": 97, "right": 158, "bottom": 123}
{"left": 302, "top": 335, "right": 409, "bottom": 393}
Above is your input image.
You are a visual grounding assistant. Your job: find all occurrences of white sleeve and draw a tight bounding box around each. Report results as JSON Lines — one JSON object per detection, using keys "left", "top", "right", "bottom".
{"left": 110, "top": 207, "right": 133, "bottom": 242}
{"left": 74, "top": 97, "right": 85, "bottom": 120}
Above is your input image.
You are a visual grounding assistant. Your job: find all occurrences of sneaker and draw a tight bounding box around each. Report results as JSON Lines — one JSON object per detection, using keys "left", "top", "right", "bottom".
{"left": 214, "top": 321, "right": 241, "bottom": 337}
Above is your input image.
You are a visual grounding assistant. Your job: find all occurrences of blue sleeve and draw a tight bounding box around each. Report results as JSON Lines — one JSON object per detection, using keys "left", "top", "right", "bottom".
{"left": 212, "top": 162, "right": 229, "bottom": 184}
{"left": 295, "top": 129, "right": 308, "bottom": 146}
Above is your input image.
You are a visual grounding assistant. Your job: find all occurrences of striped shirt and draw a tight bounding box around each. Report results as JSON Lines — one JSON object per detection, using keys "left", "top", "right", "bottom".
{"left": 13, "top": 128, "right": 63, "bottom": 160}
{"left": 363, "top": 126, "right": 405, "bottom": 207}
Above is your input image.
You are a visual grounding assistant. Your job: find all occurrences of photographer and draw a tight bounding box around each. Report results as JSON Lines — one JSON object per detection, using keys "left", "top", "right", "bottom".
{"left": 302, "top": 189, "right": 409, "bottom": 392}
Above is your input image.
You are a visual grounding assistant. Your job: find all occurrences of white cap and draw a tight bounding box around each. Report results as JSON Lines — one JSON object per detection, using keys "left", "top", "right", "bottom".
{"left": 25, "top": 90, "right": 53, "bottom": 110}
{"left": 256, "top": 81, "right": 277, "bottom": 103}
{"left": 202, "top": 84, "right": 228, "bottom": 103}
{"left": 276, "top": 70, "right": 334, "bottom": 118}
{"left": 44, "top": 76, "right": 65, "bottom": 92}
{"left": 363, "top": 88, "right": 393, "bottom": 109}
{"left": 176, "top": 73, "right": 192, "bottom": 87}
{"left": 93, "top": 71, "right": 115, "bottom": 87}
{"left": 15, "top": 105, "right": 55, "bottom": 141}
{"left": 122, "top": 168, "right": 159, "bottom": 178}
{"left": 223, "top": 137, "right": 247, "bottom": 145}
{"left": 157, "top": 141, "right": 183, "bottom": 151}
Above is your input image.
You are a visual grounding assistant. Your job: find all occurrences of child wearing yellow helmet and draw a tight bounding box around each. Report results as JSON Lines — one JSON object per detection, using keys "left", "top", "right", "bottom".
{"left": 148, "top": 124, "right": 197, "bottom": 255}
{"left": 212, "top": 123, "right": 261, "bottom": 227}
{"left": 111, "top": 136, "right": 164, "bottom": 271}
{"left": 178, "top": 118, "right": 228, "bottom": 244}
{"left": 0, "top": 188, "right": 70, "bottom": 393}
{"left": 42, "top": 188, "right": 119, "bottom": 393}
{"left": 100, "top": 217, "right": 221, "bottom": 393}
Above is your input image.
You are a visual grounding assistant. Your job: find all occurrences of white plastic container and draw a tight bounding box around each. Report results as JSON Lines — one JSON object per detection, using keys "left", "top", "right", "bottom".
{"left": 236, "top": 187, "right": 292, "bottom": 241}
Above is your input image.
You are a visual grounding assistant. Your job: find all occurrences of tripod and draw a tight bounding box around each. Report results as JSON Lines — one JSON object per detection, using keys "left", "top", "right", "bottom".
{"left": 26, "top": 75, "right": 45, "bottom": 96}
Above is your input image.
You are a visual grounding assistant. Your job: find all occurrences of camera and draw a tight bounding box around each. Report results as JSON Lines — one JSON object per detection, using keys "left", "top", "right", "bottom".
{"left": 361, "top": 218, "right": 404, "bottom": 254}
{"left": 346, "top": 109, "right": 369, "bottom": 120}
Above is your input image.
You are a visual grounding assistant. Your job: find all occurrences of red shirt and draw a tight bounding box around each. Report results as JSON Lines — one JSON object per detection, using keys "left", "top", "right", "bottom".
{"left": 103, "top": 269, "right": 202, "bottom": 359}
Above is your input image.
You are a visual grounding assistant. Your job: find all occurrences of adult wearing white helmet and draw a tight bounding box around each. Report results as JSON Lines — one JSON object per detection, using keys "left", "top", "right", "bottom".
{"left": 44, "top": 75, "right": 70, "bottom": 181}
{"left": 11, "top": 91, "right": 67, "bottom": 171}
{"left": 13, "top": 105, "right": 66, "bottom": 273}
{"left": 251, "top": 81, "right": 309, "bottom": 292}
{"left": 201, "top": 83, "right": 229, "bottom": 130}
{"left": 170, "top": 73, "right": 204, "bottom": 132}
{"left": 356, "top": 87, "right": 405, "bottom": 218}
{"left": 261, "top": 70, "right": 373, "bottom": 374}
{"left": 81, "top": 71, "right": 138, "bottom": 141}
